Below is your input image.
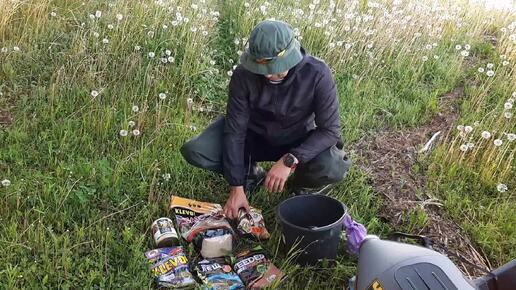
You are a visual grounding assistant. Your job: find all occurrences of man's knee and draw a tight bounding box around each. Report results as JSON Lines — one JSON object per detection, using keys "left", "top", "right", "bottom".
{"left": 293, "top": 145, "right": 352, "bottom": 187}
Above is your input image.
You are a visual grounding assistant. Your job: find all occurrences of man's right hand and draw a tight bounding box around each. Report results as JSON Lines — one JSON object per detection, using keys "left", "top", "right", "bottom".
{"left": 223, "top": 186, "right": 250, "bottom": 220}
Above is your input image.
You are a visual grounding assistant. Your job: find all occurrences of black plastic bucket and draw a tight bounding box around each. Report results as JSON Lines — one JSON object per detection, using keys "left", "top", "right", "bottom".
{"left": 277, "top": 194, "right": 347, "bottom": 265}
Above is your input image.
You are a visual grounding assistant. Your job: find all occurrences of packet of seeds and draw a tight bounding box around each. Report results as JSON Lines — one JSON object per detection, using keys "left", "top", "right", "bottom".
{"left": 193, "top": 258, "right": 245, "bottom": 290}
{"left": 145, "top": 247, "right": 197, "bottom": 289}
{"left": 236, "top": 207, "right": 270, "bottom": 240}
{"left": 232, "top": 246, "right": 283, "bottom": 289}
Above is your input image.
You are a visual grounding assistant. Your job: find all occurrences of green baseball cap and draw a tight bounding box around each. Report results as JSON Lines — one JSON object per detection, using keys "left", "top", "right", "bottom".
{"left": 240, "top": 20, "right": 303, "bottom": 75}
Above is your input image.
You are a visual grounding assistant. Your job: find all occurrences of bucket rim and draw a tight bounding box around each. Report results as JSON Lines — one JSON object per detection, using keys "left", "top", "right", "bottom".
{"left": 276, "top": 194, "right": 348, "bottom": 232}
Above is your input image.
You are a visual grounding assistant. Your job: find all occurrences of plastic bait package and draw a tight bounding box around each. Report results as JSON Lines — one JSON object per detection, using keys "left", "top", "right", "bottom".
{"left": 232, "top": 247, "right": 283, "bottom": 289}
{"left": 236, "top": 208, "right": 270, "bottom": 240}
{"left": 145, "top": 247, "right": 197, "bottom": 289}
{"left": 199, "top": 231, "right": 233, "bottom": 258}
{"left": 169, "top": 196, "right": 233, "bottom": 242}
{"left": 193, "top": 258, "right": 245, "bottom": 290}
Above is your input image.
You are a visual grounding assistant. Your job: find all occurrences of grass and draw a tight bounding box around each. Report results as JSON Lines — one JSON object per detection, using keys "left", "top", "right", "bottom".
{"left": 0, "top": 0, "right": 514, "bottom": 289}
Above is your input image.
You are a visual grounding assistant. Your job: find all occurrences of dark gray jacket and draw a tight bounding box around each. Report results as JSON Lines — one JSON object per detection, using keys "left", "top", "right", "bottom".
{"left": 223, "top": 50, "right": 341, "bottom": 186}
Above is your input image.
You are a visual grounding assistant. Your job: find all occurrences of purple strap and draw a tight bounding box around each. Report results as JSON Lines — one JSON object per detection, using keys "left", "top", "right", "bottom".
{"left": 343, "top": 214, "right": 367, "bottom": 255}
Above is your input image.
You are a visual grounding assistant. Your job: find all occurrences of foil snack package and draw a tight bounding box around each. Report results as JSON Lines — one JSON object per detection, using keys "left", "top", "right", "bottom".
{"left": 233, "top": 247, "right": 283, "bottom": 289}
{"left": 145, "top": 247, "right": 197, "bottom": 289}
{"left": 194, "top": 258, "right": 245, "bottom": 290}
{"left": 237, "top": 208, "right": 270, "bottom": 240}
{"left": 170, "top": 196, "right": 235, "bottom": 258}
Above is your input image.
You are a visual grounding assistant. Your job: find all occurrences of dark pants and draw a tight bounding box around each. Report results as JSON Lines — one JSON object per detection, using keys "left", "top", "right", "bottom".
{"left": 180, "top": 117, "right": 352, "bottom": 189}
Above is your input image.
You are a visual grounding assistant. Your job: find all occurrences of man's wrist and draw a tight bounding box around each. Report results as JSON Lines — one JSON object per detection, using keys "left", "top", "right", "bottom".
{"left": 230, "top": 186, "right": 245, "bottom": 195}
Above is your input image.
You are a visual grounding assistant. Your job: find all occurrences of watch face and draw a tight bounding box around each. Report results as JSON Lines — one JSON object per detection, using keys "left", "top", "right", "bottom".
{"left": 283, "top": 154, "right": 294, "bottom": 167}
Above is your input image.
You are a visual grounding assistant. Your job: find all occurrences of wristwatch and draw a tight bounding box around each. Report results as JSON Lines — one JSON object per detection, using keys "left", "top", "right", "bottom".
{"left": 282, "top": 153, "right": 299, "bottom": 170}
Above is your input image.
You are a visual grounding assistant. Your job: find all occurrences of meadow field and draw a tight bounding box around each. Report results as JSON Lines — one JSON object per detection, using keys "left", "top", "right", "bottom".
{"left": 0, "top": 0, "right": 514, "bottom": 289}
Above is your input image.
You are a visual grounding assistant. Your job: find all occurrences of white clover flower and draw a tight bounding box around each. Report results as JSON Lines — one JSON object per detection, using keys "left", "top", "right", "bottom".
{"left": 493, "top": 139, "right": 503, "bottom": 146}
{"left": 227, "top": 70, "right": 233, "bottom": 77}
{"left": 502, "top": 61, "right": 509, "bottom": 66}
{"left": 478, "top": 67, "right": 485, "bottom": 73}
{"left": 148, "top": 52, "right": 155, "bottom": 58}
{"left": 91, "top": 90, "right": 99, "bottom": 97}
{"left": 422, "top": 56, "right": 428, "bottom": 61}
{"left": 132, "top": 129, "right": 140, "bottom": 136}
{"left": 107, "top": 24, "right": 114, "bottom": 30}
{"left": 116, "top": 13, "right": 123, "bottom": 21}
{"left": 505, "top": 112, "right": 513, "bottom": 119}
{"left": 128, "top": 121, "right": 136, "bottom": 127}
{"left": 95, "top": 10, "right": 102, "bottom": 18}
{"left": 496, "top": 183, "right": 508, "bottom": 192}
{"left": 159, "top": 93, "right": 167, "bottom": 100}
{"left": 132, "top": 105, "right": 139, "bottom": 112}
{"left": 459, "top": 144, "right": 468, "bottom": 152}
{"left": 134, "top": 45, "right": 141, "bottom": 51}
{"left": 455, "top": 44, "right": 462, "bottom": 50}
{"left": 504, "top": 102, "right": 513, "bottom": 110}
{"left": 464, "top": 44, "right": 471, "bottom": 50}
{"left": 481, "top": 131, "right": 491, "bottom": 139}
{"left": 50, "top": 11, "right": 57, "bottom": 17}
{"left": 102, "top": 38, "right": 109, "bottom": 44}
{"left": 464, "top": 125, "right": 473, "bottom": 133}
{"left": 486, "top": 63, "right": 494, "bottom": 69}
{"left": 486, "top": 70, "right": 495, "bottom": 77}
{"left": 167, "top": 56, "right": 175, "bottom": 63}
{"left": 119, "top": 129, "right": 128, "bottom": 137}
{"left": 1, "top": 179, "right": 11, "bottom": 187}
{"left": 13, "top": 46, "right": 20, "bottom": 52}
{"left": 507, "top": 133, "right": 516, "bottom": 142}
{"left": 460, "top": 50, "right": 469, "bottom": 57}
{"left": 162, "top": 24, "right": 168, "bottom": 30}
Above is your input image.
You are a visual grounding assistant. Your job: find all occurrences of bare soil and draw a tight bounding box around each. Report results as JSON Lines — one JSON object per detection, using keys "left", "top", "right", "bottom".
{"left": 355, "top": 87, "right": 492, "bottom": 278}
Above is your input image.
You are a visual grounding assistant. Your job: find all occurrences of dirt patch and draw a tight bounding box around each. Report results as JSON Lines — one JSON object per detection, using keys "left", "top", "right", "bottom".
{"left": 0, "top": 110, "right": 13, "bottom": 126}
{"left": 355, "top": 86, "right": 492, "bottom": 278}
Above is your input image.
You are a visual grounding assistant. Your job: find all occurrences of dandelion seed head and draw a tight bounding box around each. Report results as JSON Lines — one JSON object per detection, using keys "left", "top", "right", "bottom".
{"left": 1, "top": 179, "right": 11, "bottom": 187}
{"left": 504, "top": 112, "right": 513, "bottom": 119}
{"left": 459, "top": 144, "right": 468, "bottom": 152}
{"left": 504, "top": 102, "right": 513, "bottom": 110}
{"left": 1, "top": 47, "right": 7, "bottom": 53}
{"left": 128, "top": 121, "right": 136, "bottom": 127}
{"left": 89, "top": 14, "right": 95, "bottom": 20}
{"left": 478, "top": 67, "right": 485, "bottom": 73}
{"left": 107, "top": 24, "right": 114, "bottom": 30}
{"left": 50, "top": 11, "right": 57, "bottom": 17}
{"left": 464, "top": 44, "right": 471, "bottom": 50}
{"left": 95, "top": 10, "right": 102, "bottom": 18}
{"left": 457, "top": 125, "right": 464, "bottom": 131}
{"left": 227, "top": 70, "right": 233, "bottom": 77}
{"left": 486, "top": 63, "right": 494, "bottom": 69}
{"left": 464, "top": 126, "right": 473, "bottom": 133}
{"left": 132, "top": 105, "right": 139, "bottom": 112}
{"left": 132, "top": 129, "right": 140, "bottom": 136}
{"left": 481, "top": 131, "right": 491, "bottom": 139}
{"left": 502, "top": 61, "right": 509, "bottom": 66}
{"left": 116, "top": 13, "right": 123, "bottom": 21}
{"left": 209, "top": 60, "right": 216, "bottom": 65}
{"left": 134, "top": 45, "right": 141, "bottom": 51}
{"left": 493, "top": 139, "right": 503, "bottom": 146}
{"left": 455, "top": 44, "right": 462, "bottom": 50}
{"left": 119, "top": 129, "right": 128, "bottom": 137}
{"left": 13, "top": 46, "right": 20, "bottom": 52}
{"left": 460, "top": 50, "right": 469, "bottom": 57}
{"left": 486, "top": 70, "right": 495, "bottom": 77}
{"left": 422, "top": 56, "right": 428, "bottom": 61}
{"left": 167, "top": 56, "right": 175, "bottom": 63}
{"left": 148, "top": 52, "right": 155, "bottom": 58}
{"left": 102, "top": 38, "right": 109, "bottom": 44}
{"left": 91, "top": 90, "right": 99, "bottom": 97}
{"left": 496, "top": 183, "right": 508, "bottom": 192}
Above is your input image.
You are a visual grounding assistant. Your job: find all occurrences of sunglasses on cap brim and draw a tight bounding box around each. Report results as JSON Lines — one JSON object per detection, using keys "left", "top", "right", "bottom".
{"left": 253, "top": 37, "right": 294, "bottom": 64}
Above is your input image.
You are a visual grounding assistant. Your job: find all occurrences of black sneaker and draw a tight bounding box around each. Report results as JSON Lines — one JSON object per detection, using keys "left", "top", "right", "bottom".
{"left": 244, "top": 166, "right": 266, "bottom": 194}
{"left": 292, "top": 183, "right": 336, "bottom": 196}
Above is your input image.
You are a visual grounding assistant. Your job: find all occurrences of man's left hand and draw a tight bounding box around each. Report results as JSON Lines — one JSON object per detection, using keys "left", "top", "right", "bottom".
{"left": 264, "top": 159, "right": 292, "bottom": 192}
